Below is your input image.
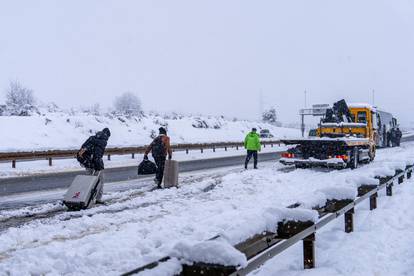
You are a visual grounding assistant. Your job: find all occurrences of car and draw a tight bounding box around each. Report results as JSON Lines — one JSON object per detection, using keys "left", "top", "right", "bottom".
{"left": 260, "top": 129, "right": 274, "bottom": 138}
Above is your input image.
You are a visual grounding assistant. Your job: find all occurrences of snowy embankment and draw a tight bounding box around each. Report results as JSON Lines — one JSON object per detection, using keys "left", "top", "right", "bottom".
{"left": 0, "top": 144, "right": 413, "bottom": 275}
{"left": 0, "top": 110, "right": 299, "bottom": 152}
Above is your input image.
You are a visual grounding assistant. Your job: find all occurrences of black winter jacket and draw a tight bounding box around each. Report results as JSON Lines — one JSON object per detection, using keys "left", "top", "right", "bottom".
{"left": 81, "top": 131, "right": 109, "bottom": 171}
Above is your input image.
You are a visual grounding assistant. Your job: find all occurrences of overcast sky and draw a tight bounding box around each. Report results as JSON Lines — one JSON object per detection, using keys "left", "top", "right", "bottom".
{"left": 0, "top": 0, "right": 413, "bottom": 125}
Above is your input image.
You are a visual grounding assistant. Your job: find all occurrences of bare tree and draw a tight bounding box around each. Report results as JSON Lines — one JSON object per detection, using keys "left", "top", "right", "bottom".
{"left": 114, "top": 92, "right": 142, "bottom": 116}
{"left": 5, "top": 80, "right": 36, "bottom": 115}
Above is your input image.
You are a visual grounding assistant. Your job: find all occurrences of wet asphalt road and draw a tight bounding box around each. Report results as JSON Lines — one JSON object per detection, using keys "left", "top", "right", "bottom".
{"left": 0, "top": 152, "right": 282, "bottom": 197}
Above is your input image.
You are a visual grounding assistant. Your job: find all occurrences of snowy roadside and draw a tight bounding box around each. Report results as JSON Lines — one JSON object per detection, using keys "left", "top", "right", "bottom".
{"left": 0, "top": 145, "right": 287, "bottom": 179}
{"left": 253, "top": 170, "right": 414, "bottom": 276}
{"left": 0, "top": 143, "right": 413, "bottom": 275}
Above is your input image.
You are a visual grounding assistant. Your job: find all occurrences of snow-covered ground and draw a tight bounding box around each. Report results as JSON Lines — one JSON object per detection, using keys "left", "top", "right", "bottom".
{"left": 0, "top": 145, "right": 287, "bottom": 179}
{"left": 0, "top": 110, "right": 300, "bottom": 152}
{"left": 0, "top": 143, "right": 413, "bottom": 275}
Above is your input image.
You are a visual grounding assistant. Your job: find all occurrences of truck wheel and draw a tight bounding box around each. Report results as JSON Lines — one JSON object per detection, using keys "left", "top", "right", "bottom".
{"left": 350, "top": 147, "right": 359, "bottom": 170}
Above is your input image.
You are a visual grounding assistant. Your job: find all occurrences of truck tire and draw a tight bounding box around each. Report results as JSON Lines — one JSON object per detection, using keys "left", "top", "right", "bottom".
{"left": 350, "top": 147, "right": 359, "bottom": 170}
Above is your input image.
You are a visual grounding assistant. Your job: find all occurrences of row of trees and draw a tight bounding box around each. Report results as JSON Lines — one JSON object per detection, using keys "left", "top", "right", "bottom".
{"left": 2, "top": 80, "right": 281, "bottom": 126}
{"left": 1, "top": 80, "right": 142, "bottom": 116}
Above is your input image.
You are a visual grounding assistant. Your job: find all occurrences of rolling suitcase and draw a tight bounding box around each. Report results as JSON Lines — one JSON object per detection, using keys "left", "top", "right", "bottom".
{"left": 63, "top": 173, "right": 101, "bottom": 211}
{"left": 163, "top": 160, "right": 179, "bottom": 188}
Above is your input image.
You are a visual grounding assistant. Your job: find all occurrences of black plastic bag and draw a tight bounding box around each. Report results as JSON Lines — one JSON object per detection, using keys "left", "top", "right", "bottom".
{"left": 138, "top": 158, "right": 157, "bottom": 175}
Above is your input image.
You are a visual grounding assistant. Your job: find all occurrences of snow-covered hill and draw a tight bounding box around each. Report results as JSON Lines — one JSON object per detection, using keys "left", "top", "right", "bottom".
{"left": 0, "top": 109, "right": 300, "bottom": 152}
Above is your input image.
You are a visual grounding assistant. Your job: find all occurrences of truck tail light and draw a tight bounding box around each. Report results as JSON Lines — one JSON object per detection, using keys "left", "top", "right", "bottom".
{"left": 282, "top": 152, "right": 295, "bottom": 158}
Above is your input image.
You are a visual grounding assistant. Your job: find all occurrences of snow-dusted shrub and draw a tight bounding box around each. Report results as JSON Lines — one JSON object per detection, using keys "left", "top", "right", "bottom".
{"left": 4, "top": 80, "right": 37, "bottom": 116}
{"left": 262, "top": 107, "right": 282, "bottom": 126}
{"left": 114, "top": 92, "right": 142, "bottom": 116}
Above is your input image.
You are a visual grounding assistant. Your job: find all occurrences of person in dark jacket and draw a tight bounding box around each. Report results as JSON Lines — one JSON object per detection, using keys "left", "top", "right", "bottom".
{"left": 395, "top": 128, "right": 402, "bottom": 147}
{"left": 144, "top": 127, "right": 172, "bottom": 187}
{"left": 77, "top": 127, "right": 111, "bottom": 203}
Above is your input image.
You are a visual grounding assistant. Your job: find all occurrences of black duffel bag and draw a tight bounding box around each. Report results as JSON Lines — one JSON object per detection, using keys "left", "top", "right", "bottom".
{"left": 138, "top": 157, "right": 157, "bottom": 175}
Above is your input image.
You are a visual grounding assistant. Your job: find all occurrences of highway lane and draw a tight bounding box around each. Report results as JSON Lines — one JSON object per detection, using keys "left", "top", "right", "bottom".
{"left": 0, "top": 151, "right": 282, "bottom": 196}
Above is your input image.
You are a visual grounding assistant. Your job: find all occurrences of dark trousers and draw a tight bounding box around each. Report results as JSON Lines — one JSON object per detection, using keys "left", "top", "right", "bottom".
{"left": 154, "top": 156, "right": 166, "bottom": 185}
{"left": 245, "top": 150, "right": 258, "bottom": 168}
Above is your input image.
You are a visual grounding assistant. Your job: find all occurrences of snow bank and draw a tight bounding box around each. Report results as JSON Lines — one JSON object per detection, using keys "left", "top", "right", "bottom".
{"left": 317, "top": 187, "right": 356, "bottom": 200}
{"left": 171, "top": 239, "right": 247, "bottom": 267}
{"left": 0, "top": 111, "right": 300, "bottom": 152}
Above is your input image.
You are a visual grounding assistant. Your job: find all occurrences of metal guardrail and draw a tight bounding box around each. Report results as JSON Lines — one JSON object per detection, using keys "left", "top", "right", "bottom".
{"left": 0, "top": 140, "right": 282, "bottom": 168}
{"left": 122, "top": 163, "right": 413, "bottom": 276}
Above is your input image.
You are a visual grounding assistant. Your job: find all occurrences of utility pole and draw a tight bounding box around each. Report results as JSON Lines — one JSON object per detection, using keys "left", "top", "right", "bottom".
{"left": 301, "top": 90, "right": 307, "bottom": 137}
{"left": 304, "top": 90, "right": 307, "bottom": 108}
{"left": 372, "top": 90, "right": 375, "bottom": 106}
{"left": 259, "top": 89, "right": 264, "bottom": 118}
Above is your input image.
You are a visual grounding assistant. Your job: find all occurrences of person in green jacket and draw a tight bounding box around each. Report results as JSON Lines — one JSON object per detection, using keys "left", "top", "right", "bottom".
{"left": 244, "top": 128, "right": 261, "bottom": 169}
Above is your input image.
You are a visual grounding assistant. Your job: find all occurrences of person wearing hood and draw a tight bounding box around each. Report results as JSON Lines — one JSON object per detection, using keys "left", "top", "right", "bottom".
{"left": 244, "top": 128, "right": 261, "bottom": 169}
{"left": 144, "top": 127, "right": 172, "bottom": 188}
{"left": 77, "top": 127, "right": 111, "bottom": 203}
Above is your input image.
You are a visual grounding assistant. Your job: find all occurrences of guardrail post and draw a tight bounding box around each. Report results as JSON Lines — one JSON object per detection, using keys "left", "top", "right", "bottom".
{"left": 264, "top": 144, "right": 266, "bottom": 148}
{"left": 48, "top": 158, "right": 53, "bottom": 166}
{"left": 186, "top": 149, "right": 189, "bottom": 154}
{"left": 386, "top": 183, "right": 393, "bottom": 196}
{"left": 303, "top": 233, "right": 315, "bottom": 269}
{"left": 345, "top": 208, "right": 354, "bottom": 233}
{"left": 370, "top": 193, "right": 377, "bottom": 210}
{"left": 236, "top": 146, "right": 239, "bottom": 150}
{"left": 271, "top": 143, "right": 274, "bottom": 148}
{"left": 12, "top": 160, "right": 16, "bottom": 169}
{"left": 213, "top": 147, "right": 216, "bottom": 152}
{"left": 132, "top": 153, "right": 135, "bottom": 159}
{"left": 224, "top": 146, "right": 227, "bottom": 151}
{"left": 201, "top": 148, "right": 203, "bottom": 154}
{"left": 107, "top": 154, "right": 111, "bottom": 161}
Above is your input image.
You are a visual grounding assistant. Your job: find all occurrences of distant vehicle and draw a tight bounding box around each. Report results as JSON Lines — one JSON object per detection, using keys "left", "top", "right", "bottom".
{"left": 260, "top": 129, "right": 274, "bottom": 138}
{"left": 308, "top": 129, "right": 317, "bottom": 137}
{"left": 376, "top": 110, "right": 398, "bottom": 148}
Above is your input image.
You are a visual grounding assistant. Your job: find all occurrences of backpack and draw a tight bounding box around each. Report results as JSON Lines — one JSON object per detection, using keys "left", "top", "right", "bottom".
{"left": 138, "top": 158, "right": 157, "bottom": 175}
{"left": 151, "top": 136, "right": 166, "bottom": 157}
{"left": 77, "top": 137, "right": 94, "bottom": 168}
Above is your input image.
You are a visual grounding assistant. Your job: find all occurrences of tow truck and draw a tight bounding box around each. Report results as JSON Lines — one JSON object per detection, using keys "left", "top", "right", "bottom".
{"left": 280, "top": 100, "right": 377, "bottom": 169}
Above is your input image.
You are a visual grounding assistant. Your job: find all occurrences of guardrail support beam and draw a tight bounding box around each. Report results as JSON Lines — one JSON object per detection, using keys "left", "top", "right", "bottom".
{"left": 107, "top": 154, "right": 111, "bottom": 161}
{"left": 386, "top": 183, "right": 393, "bottom": 196}
{"left": 48, "top": 158, "right": 53, "bottom": 166}
{"left": 345, "top": 208, "right": 354, "bottom": 233}
{"left": 12, "top": 160, "right": 16, "bottom": 169}
{"left": 370, "top": 193, "right": 377, "bottom": 210}
{"left": 303, "top": 233, "right": 315, "bottom": 269}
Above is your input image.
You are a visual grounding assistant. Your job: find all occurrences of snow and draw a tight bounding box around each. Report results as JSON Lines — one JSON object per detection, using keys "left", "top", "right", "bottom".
{"left": 171, "top": 239, "right": 247, "bottom": 267}
{"left": 0, "top": 111, "right": 300, "bottom": 152}
{"left": 348, "top": 102, "right": 377, "bottom": 111}
{"left": 0, "top": 143, "right": 413, "bottom": 275}
{"left": 254, "top": 169, "right": 414, "bottom": 276}
{"left": 317, "top": 187, "right": 356, "bottom": 201}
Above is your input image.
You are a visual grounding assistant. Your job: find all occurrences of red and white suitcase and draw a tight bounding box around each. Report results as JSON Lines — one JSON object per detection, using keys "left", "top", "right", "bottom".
{"left": 63, "top": 174, "right": 100, "bottom": 211}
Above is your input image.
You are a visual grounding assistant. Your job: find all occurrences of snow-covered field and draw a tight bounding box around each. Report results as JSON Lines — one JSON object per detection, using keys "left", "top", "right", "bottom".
{"left": 0, "top": 143, "right": 413, "bottom": 275}
{"left": 0, "top": 110, "right": 300, "bottom": 152}
{"left": 0, "top": 145, "right": 287, "bottom": 179}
